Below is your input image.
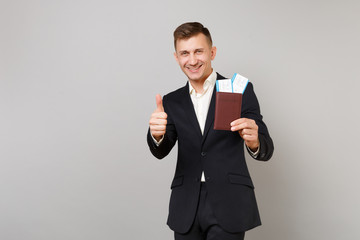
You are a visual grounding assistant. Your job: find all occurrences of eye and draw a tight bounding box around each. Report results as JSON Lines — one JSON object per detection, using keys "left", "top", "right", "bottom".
{"left": 180, "top": 51, "right": 189, "bottom": 56}
{"left": 195, "top": 49, "right": 203, "bottom": 54}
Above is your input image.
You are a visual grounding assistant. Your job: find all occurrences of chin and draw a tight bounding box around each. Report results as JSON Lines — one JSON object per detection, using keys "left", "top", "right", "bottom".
{"left": 186, "top": 72, "right": 203, "bottom": 82}
{"left": 188, "top": 76, "right": 202, "bottom": 82}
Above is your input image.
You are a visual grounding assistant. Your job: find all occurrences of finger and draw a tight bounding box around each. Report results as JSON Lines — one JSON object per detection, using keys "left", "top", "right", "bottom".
{"left": 241, "top": 132, "right": 257, "bottom": 142}
{"left": 155, "top": 94, "right": 164, "bottom": 112}
{"left": 240, "top": 128, "right": 258, "bottom": 138}
{"left": 231, "top": 121, "right": 257, "bottom": 132}
{"left": 150, "top": 127, "right": 166, "bottom": 134}
{"left": 151, "top": 112, "right": 167, "bottom": 119}
{"left": 150, "top": 125, "right": 166, "bottom": 133}
{"left": 242, "top": 133, "right": 257, "bottom": 141}
{"left": 230, "top": 118, "right": 246, "bottom": 126}
{"left": 230, "top": 122, "right": 248, "bottom": 132}
{"left": 231, "top": 118, "right": 256, "bottom": 127}
{"left": 149, "top": 118, "right": 167, "bottom": 126}
{"left": 241, "top": 128, "right": 257, "bottom": 135}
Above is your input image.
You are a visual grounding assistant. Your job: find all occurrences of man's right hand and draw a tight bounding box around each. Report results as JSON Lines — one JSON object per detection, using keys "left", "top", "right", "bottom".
{"left": 149, "top": 94, "right": 167, "bottom": 142}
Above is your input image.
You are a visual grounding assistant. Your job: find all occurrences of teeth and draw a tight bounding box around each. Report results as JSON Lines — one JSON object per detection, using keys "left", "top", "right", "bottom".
{"left": 188, "top": 65, "right": 201, "bottom": 71}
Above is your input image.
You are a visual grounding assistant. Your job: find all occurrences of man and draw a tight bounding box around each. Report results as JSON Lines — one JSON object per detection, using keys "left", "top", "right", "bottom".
{"left": 147, "top": 22, "right": 274, "bottom": 240}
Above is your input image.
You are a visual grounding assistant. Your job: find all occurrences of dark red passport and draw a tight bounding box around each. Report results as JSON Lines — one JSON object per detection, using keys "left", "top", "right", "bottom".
{"left": 214, "top": 92, "right": 242, "bottom": 131}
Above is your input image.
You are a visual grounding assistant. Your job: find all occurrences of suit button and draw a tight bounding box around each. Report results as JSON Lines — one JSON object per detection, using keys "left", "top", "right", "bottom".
{"left": 195, "top": 177, "right": 200, "bottom": 182}
{"left": 201, "top": 152, "right": 206, "bottom": 157}
{"left": 206, "top": 177, "right": 210, "bottom": 181}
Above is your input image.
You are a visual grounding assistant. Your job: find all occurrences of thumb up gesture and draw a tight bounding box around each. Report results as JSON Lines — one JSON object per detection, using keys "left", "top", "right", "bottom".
{"left": 149, "top": 94, "right": 167, "bottom": 141}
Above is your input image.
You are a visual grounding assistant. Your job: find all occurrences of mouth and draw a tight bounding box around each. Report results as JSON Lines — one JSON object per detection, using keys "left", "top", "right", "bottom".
{"left": 186, "top": 64, "right": 203, "bottom": 73}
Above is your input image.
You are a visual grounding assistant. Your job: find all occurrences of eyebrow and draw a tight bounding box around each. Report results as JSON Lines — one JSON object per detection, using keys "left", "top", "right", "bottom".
{"left": 178, "top": 48, "right": 204, "bottom": 54}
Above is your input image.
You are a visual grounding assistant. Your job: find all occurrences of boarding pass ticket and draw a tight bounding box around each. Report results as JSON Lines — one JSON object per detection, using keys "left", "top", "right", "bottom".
{"left": 216, "top": 73, "right": 249, "bottom": 94}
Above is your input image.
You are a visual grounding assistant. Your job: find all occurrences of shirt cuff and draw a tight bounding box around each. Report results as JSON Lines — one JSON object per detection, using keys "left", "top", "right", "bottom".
{"left": 246, "top": 143, "right": 260, "bottom": 158}
{"left": 151, "top": 134, "right": 164, "bottom": 146}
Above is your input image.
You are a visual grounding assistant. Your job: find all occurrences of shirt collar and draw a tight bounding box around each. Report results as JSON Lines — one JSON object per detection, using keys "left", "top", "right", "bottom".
{"left": 189, "top": 70, "right": 217, "bottom": 95}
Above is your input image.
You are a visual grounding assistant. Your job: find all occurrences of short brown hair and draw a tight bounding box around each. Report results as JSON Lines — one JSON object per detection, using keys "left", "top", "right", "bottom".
{"left": 173, "top": 22, "right": 213, "bottom": 49}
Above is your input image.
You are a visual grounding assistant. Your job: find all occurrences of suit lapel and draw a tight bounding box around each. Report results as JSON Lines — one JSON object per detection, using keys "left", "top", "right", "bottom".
{"left": 202, "top": 86, "right": 216, "bottom": 141}
{"left": 181, "top": 82, "right": 203, "bottom": 139}
{"left": 202, "top": 73, "right": 227, "bottom": 143}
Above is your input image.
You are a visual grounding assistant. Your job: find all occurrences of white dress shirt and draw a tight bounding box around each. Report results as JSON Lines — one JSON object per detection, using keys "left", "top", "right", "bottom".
{"left": 189, "top": 70, "right": 217, "bottom": 135}
{"left": 189, "top": 70, "right": 217, "bottom": 181}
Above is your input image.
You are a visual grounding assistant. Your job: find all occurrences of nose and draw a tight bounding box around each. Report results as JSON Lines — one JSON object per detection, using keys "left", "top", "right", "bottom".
{"left": 189, "top": 53, "right": 197, "bottom": 65}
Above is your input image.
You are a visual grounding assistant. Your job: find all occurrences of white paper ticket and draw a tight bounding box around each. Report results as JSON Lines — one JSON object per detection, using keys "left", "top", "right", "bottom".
{"left": 216, "top": 79, "right": 232, "bottom": 93}
{"left": 231, "top": 73, "right": 249, "bottom": 94}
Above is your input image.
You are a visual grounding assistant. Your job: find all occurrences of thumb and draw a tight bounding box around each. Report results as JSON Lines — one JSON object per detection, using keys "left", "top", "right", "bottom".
{"left": 155, "top": 94, "right": 164, "bottom": 112}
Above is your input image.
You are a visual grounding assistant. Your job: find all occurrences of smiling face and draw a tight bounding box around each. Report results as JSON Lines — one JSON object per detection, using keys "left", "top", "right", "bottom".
{"left": 174, "top": 33, "right": 217, "bottom": 85}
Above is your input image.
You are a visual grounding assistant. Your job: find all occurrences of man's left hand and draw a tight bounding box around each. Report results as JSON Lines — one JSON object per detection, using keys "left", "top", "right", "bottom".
{"left": 230, "top": 118, "right": 260, "bottom": 152}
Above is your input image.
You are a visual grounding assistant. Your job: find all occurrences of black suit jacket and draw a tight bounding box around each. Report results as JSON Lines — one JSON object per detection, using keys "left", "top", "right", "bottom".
{"left": 147, "top": 73, "right": 274, "bottom": 233}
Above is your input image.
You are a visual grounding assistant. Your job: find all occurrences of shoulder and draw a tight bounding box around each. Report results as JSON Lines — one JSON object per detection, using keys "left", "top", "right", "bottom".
{"left": 242, "top": 81, "right": 256, "bottom": 100}
{"left": 163, "top": 84, "right": 187, "bottom": 102}
{"left": 244, "top": 81, "right": 254, "bottom": 92}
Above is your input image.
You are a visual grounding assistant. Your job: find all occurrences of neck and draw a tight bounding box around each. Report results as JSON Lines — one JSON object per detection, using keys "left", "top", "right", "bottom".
{"left": 189, "top": 69, "right": 213, "bottom": 94}
{"left": 189, "top": 79, "right": 206, "bottom": 94}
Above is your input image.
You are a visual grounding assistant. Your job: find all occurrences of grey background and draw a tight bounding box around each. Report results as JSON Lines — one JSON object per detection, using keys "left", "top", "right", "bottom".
{"left": 1, "top": 0, "right": 359, "bottom": 239}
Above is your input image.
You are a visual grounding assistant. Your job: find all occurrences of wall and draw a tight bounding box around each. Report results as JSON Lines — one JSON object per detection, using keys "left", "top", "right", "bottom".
{"left": 1, "top": 0, "right": 359, "bottom": 239}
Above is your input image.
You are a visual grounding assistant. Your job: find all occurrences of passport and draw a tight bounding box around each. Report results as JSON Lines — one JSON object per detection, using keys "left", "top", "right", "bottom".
{"left": 214, "top": 91, "right": 242, "bottom": 131}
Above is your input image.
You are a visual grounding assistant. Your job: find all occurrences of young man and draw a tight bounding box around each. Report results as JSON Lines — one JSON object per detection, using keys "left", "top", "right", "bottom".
{"left": 147, "top": 22, "right": 274, "bottom": 240}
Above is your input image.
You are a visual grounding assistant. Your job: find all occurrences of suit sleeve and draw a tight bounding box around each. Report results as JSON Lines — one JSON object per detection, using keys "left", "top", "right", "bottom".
{"left": 241, "top": 82, "right": 274, "bottom": 161}
{"left": 147, "top": 95, "right": 178, "bottom": 159}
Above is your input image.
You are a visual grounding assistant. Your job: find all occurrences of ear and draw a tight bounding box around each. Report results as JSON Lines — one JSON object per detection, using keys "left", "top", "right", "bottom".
{"left": 211, "top": 46, "right": 217, "bottom": 60}
{"left": 173, "top": 52, "right": 179, "bottom": 64}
